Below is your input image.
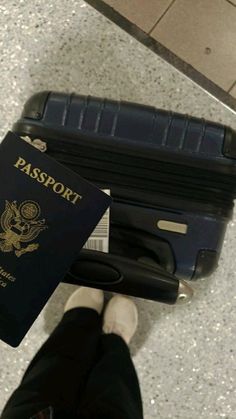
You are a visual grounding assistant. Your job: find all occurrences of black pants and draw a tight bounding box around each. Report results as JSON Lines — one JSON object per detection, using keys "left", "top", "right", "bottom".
{"left": 2, "top": 308, "right": 143, "bottom": 419}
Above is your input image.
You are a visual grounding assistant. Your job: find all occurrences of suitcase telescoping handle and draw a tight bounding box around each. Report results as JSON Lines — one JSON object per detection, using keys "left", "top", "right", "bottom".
{"left": 64, "top": 250, "right": 193, "bottom": 304}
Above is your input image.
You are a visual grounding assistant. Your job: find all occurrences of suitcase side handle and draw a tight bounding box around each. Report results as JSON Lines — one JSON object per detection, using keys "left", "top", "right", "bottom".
{"left": 65, "top": 249, "right": 193, "bottom": 305}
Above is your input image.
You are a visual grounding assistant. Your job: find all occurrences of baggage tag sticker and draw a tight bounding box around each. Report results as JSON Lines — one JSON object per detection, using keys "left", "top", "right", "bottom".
{"left": 83, "top": 190, "right": 110, "bottom": 253}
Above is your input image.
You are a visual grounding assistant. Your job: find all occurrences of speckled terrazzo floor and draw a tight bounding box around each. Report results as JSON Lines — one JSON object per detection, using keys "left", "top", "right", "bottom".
{"left": 0, "top": 1, "right": 236, "bottom": 418}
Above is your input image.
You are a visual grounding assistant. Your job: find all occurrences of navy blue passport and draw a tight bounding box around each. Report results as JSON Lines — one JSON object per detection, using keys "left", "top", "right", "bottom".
{"left": 0, "top": 132, "right": 111, "bottom": 347}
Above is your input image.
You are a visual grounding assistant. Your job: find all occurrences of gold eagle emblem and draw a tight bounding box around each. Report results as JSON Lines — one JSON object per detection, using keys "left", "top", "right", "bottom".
{"left": 0, "top": 200, "right": 47, "bottom": 257}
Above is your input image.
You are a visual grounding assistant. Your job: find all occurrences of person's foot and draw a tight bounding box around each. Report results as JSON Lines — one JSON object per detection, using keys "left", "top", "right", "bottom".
{"left": 103, "top": 295, "right": 138, "bottom": 345}
{"left": 64, "top": 287, "right": 104, "bottom": 314}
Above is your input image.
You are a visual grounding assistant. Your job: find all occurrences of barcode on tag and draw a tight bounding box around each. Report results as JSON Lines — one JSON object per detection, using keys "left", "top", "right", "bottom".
{"left": 83, "top": 189, "right": 110, "bottom": 253}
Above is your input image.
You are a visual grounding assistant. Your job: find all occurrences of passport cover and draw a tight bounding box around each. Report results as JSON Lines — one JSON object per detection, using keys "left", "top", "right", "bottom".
{"left": 0, "top": 132, "right": 111, "bottom": 347}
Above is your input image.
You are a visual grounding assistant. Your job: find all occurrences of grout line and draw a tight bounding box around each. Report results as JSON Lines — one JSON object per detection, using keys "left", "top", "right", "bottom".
{"left": 228, "top": 81, "right": 236, "bottom": 93}
{"left": 84, "top": 0, "right": 236, "bottom": 111}
{"left": 148, "top": 0, "right": 177, "bottom": 35}
{"left": 225, "top": 0, "right": 236, "bottom": 7}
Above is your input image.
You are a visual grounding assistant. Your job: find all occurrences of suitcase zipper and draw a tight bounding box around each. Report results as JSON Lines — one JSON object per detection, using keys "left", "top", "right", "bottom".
{"left": 17, "top": 134, "right": 234, "bottom": 216}
{"left": 20, "top": 135, "right": 47, "bottom": 152}
{"left": 17, "top": 131, "right": 236, "bottom": 188}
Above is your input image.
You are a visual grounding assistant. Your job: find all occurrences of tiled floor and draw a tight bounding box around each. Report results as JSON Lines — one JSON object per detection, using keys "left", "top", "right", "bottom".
{"left": 0, "top": 1, "right": 236, "bottom": 419}
{"left": 88, "top": 0, "right": 236, "bottom": 107}
{"left": 105, "top": 0, "right": 173, "bottom": 32}
{"left": 230, "top": 82, "right": 236, "bottom": 97}
{"left": 152, "top": 0, "right": 236, "bottom": 91}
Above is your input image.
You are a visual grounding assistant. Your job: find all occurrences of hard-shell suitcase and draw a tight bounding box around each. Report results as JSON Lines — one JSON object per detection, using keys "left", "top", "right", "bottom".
{"left": 12, "top": 91, "right": 236, "bottom": 303}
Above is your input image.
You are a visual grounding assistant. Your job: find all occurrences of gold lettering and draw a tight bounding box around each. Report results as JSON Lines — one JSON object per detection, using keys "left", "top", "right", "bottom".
{"left": 0, "top": 266, "right": 16, "bottom": 286}
{"left": 53, "top": 182, "right": 65, "bottom": 194}
{"left": 72, "top": 193, "right": 82, "bottom": 204}
{"left": 30, "top": 167, "right": 41, "bottom": 179}
{"left": 14, "top": 157, "right": 26, "bottom": 169}
{"left": 38, "top": 172, "right": 48, "bottom": 183}
{"left": 13, "top": 156, "right": 83, "bottom": 205}
{"left": 21, "top": 163, "right": 31, "bottom": 175}
{"left": 44, "top": 176, "right": 55, "bottom": 188}
{"left": 62, "top": 188, "right": 74, "bottom": 202}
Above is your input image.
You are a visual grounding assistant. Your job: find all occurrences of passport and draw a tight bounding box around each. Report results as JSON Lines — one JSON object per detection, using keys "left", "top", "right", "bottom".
{"left": 0, "top": 132, "right": 111, "bottom": 347}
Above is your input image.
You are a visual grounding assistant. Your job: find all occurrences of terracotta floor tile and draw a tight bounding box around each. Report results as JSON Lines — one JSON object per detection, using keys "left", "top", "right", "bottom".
{"left": 151, "top": 0, "right": 236, "bottom": 91}
{"left": 105, "top": 0, "right": 173, "bottom": 33}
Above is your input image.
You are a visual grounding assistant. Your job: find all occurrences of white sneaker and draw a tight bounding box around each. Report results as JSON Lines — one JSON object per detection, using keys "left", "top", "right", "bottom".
{"left": 64, "top": 287, "right": 104, "bottom": 314}
{"left": 103, "top": 295, "right": 138, "bottom": 345}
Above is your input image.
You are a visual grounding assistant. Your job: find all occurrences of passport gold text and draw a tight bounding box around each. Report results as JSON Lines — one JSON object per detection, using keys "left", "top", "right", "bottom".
{"left": 0, "top": 266, "right": 16, "bottom": 288}
{"left": 14, "top": 157, "right": 82, "bottom": 205}
{"left": 0, "top": 266, "right": 16, "bottom": 282}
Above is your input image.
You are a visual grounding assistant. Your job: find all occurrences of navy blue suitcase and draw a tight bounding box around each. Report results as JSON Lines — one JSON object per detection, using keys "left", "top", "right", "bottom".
{"left": 12, "top": 92, "right": 236, "bottom": 303}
